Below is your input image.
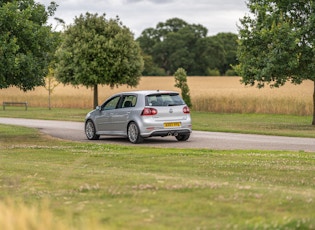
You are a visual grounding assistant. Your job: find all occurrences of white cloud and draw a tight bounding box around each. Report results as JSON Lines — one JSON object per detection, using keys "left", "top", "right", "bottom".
{"left": 38, "top": 0, "right": 248, "bottom": 37}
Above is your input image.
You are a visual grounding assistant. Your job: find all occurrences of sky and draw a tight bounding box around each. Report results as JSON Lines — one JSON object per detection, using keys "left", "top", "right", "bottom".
{"left": 38, "top": 0, "right": 249, "bottom": 38}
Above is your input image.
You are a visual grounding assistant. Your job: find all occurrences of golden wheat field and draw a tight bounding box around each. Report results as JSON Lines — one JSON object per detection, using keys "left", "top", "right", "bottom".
{"left": 0, "top": 77, "right": 313, "bottom": 115}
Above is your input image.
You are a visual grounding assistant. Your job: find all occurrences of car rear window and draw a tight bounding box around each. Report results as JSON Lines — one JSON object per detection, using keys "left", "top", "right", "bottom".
{"left": 145, "top": 93, "right": 185, "bottom": 106}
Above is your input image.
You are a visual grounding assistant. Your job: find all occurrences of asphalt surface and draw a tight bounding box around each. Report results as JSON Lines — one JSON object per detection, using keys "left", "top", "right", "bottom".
{"left": 0, "top": 118, "right": 315, "bottom": 152}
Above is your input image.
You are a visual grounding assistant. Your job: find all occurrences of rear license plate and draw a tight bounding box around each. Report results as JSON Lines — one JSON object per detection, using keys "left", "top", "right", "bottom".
{"left": 164, "top": 122, "right": 181, "bottom": 128}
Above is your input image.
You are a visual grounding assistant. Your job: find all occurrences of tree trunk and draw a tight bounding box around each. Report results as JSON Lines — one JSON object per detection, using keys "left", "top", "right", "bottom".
{"left": 48, "top": 89, "right": 51, "bottom": 110}
{"left": 93, "top": 84, "right": 98, "bottom": 109}
{"left": 312, "top": 80, "right": 315, "bottom": 125}
{"left": 48, "top": 79, "right": 51, "bottom": 110}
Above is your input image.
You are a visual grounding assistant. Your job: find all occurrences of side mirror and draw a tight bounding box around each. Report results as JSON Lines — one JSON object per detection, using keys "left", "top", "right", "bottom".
{"left": 96, "top": 106, "right": 101, "bottom": 111}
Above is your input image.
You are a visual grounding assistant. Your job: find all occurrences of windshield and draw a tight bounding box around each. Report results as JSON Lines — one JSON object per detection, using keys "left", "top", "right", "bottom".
{"left": 145, "top": 93, "right": 185, "bottom": 106}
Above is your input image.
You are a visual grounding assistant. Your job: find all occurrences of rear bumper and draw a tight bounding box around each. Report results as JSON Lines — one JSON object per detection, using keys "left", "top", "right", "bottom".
{"left": 137, "top": 116, "right": 192, "bottom": 138}
{"left": 142, "top": 128, "right": 192, "bottom": 137}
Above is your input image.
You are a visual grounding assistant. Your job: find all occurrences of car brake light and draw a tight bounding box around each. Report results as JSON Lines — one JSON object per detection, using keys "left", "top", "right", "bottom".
{"left": 141, "top": 108, "right": 158, "bottom": 116}
{"left": 183, "top": 106, "right": 190, "bottom": 114}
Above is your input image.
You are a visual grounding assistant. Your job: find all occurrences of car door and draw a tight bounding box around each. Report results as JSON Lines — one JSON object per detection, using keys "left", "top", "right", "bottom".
{"left": 109, "top": 95, "right": 137, "bottom": 135}
{"left": 95, "top": 95, "right": 121, "bottom": 133}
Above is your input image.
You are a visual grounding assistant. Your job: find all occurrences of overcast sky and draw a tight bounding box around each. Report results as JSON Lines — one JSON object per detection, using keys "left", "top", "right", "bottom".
{"left": 38, "top": 0, "right": 249, "bottom": 38}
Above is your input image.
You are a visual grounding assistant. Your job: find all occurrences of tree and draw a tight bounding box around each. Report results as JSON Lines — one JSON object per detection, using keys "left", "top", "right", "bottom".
{"left": 137, "top": 18, "right": 237, "bottom": 76}
{"left": 236, "top": 0, "right": 315, "bottom": 125}
{"left": 141, "top": 53, "right": 166, "bottom": 76}
{"left": 44, "top": 68, "right": 59, "bottom": 110}
{"left": 154, "top": 27, "right": 196, "bottom": 75}
{"left": 0, "top": 0, "right": 58, "bottom": 91}
{"left": 55, "top": 13, "right": 143, "bottom": 108}
{"left": 137, "top": 18, "right": 210, "bottom": 76}
{"left": 214, "top": 33, "right": 239, "bottom": 75}
{"left": 193, "top": 36, "right": 225, "bottom": 76}
{"left": 174, "top": 68, "right": 192, "bottom": 107}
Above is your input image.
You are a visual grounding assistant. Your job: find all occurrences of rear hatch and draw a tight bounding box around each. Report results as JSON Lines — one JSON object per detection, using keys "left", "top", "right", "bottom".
{"left": 145, "top": 93, "right": 190, "bottom": 123}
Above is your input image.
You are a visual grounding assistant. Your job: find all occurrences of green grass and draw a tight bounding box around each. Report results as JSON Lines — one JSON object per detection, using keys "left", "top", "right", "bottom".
{"left": 0, "top": 124, "right": 315, "bottom": 229}
{"left": 0, "top": 107, "right": 89, "bottom": 121}
{"left": 193, "top": 112, "right": 315, "bottom": 138}
{"left": 1, "top": 107, "right": 315, "bottom": 138}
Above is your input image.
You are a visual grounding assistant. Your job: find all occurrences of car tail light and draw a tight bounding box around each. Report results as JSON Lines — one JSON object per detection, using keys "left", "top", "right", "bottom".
{"left": 141, "top": 108, "right": 158, "bottom": 116}
{"left": 183, "top": 106, "right": 190, "bottom": 114}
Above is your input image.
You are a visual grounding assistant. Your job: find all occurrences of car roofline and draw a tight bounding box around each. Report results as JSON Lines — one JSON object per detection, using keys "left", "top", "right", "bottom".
{"left": 122, "top": 90, "right": 179, "bottom": 95}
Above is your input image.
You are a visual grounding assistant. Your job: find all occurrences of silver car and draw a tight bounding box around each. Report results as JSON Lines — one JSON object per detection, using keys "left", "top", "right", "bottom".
{"left": 85, "top": 90, "right": 192, "bottom": 143}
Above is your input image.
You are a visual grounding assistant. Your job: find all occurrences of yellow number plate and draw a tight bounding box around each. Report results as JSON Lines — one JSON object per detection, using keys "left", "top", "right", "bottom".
{"left": 164, "top": 122, "right": 181, "bottom": 128}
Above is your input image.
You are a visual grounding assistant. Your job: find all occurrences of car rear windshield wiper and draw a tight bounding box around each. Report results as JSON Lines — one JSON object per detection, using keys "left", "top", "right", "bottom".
{"left": 167, "top": 103, "right": 183, "bottom": 106}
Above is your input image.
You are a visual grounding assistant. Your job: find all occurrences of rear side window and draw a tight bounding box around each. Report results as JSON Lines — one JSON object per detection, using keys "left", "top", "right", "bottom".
{"left": 145, "top": 93, "right": 184, "bottom": 106}
{"left": 121, "top": 95, "right": 137, "bottom": 108}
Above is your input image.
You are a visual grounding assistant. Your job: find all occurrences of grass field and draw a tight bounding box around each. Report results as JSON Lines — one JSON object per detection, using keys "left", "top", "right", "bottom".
{"left": 1, "top": 77, "right": 313, "bottom": 115}
{"left": 1, "top": 124, "right": 314, "bottom": 229}
{"left": 1, "top": 77, "right": 314, "bottom": 229}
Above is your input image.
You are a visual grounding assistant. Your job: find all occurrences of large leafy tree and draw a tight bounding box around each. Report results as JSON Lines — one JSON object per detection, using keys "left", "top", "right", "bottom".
{"left": 137, "top": 18, "right": 212, "bottom": 75}
{"left": 237, "top": 0, "right": 315, "bottom": 125}
{"left": 0, "top": 0, "right": 58, "bottom": 91}
{"left": 137, "top": 18, "right": 237, "bottom": 76}
{"left": 55, "top": 13, "right": 143, "bottom": 108}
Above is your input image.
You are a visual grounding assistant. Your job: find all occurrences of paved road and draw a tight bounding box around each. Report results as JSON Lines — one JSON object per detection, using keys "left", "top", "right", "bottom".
{"left": 0, "top": 118, "right": 314, "bottom": 152}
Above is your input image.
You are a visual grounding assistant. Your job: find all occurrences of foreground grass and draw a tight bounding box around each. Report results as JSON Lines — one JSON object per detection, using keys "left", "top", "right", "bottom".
{"left": 1, "top": 107, "right": 315, "bottom": 138}
{"left": 0, "top": 124, "right": 314, "bottom": 229}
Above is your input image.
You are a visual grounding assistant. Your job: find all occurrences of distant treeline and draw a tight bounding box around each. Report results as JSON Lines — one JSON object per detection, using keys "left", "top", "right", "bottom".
{"left": 136, "top": 18, "right": 238, "bottom": 76}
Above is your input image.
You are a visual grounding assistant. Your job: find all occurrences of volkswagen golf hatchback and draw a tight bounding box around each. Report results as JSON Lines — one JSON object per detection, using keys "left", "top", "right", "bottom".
{"left": 85, "top": 90, "right": 192, "bottom": 143}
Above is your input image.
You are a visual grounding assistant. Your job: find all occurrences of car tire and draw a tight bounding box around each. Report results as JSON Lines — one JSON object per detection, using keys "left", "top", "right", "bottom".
{"left": 85, "top": 120, "right": 100, "bottom": 140}
{"left": 127, "top": 122, "right": 143, "bottom": 144}
{"left": 175, "top": 133, "right": 190, "bottom": 141}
